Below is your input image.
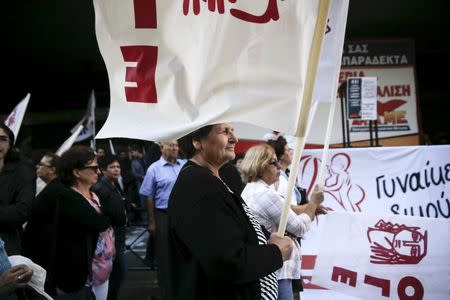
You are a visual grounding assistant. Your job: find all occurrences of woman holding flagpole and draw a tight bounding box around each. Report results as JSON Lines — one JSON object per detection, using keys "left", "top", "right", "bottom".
{"left": 167, "top": 123, "right": 294, "bottom": 300}
{"left": 239, "top": 144, "right": 325, "bottom": 300}
{"left": 0, "top": 123, "right": 34, "bottom": 255}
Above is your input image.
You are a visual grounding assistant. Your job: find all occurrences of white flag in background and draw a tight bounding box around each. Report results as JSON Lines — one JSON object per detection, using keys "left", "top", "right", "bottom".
{"left": 4, "top": 93, "right": 30, "bottom": 144}
{"left": 94, "top": 0, "right": 332, "bottom": 141}
{"left": 71, "top": 90, "right": 96, "bottom": 142}
{"left": 56, "top": 125, "right": 84, "bottom": 156}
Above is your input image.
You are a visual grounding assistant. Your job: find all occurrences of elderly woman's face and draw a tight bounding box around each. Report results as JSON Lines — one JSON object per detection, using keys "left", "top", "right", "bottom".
{"left": 198, "top": 123, "right": 238, "bottom": 167}
{"left": 0, "top": 128, "right": 11, "bottom": 161}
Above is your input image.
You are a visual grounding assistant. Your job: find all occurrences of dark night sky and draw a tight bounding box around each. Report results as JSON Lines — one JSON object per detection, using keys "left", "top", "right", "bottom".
{"left": 1, "top": 0, "right": 449, "bottom": 151}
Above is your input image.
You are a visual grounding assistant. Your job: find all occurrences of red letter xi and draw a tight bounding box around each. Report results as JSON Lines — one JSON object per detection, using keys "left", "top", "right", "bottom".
{"left": 120, "top": 46, "right": 158, "bottom": 103}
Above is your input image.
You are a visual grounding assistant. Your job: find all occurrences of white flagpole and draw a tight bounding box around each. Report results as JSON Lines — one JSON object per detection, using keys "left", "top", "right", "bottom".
{"left": 316, "top": 101, "right": 336, "bottom": 187}
{"left": 109, "top": 139, "right": 116, "bottom": 155}
{"left": 278, "top": 0, "right": 331, "bottom": 236}
{"left": 316, "top": 0, "right": 349, "bottom": 188}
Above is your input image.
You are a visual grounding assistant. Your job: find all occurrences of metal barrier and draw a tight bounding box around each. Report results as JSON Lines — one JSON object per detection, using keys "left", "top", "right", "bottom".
{"left": 125, "top": 224, "right": 153, "bottom": 271}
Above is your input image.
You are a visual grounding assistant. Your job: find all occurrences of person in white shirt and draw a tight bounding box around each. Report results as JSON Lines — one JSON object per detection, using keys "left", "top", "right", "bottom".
{"left": 267, "top": 136, "right": 303, "bottom": 205}
{"left": 240, "top": 144, "right": 325, "bottom": 300}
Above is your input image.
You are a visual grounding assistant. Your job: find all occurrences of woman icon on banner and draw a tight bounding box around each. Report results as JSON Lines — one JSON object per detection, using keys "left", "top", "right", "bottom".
{"left": 324, "top": 153, "right": 365, "bottom": 212}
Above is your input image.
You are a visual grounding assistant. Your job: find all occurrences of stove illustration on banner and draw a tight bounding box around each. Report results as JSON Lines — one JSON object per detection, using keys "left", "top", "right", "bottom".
{"left": 367, "top": 220, "right": 427, "bottom": 264}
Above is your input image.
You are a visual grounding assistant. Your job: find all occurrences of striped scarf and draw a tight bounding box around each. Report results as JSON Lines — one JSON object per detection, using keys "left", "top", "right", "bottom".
{"left": 242, "top": 203, "right": 278, "bottom": 300}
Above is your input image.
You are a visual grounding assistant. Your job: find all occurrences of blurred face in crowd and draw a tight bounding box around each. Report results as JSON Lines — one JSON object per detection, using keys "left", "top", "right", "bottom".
{"left": 161, "top": 140, "right": 179, "bottom": 162}
{"left": 279, "top": 145, "right": 293, "bottom": 168}
{"left": 74, "top": 158, "right": 100, "bottom": 187}
{"left": 103, "top": 160, "right": 121, "bottom": 182}
{"left": 195, "top": 123, "right": 238, "bottom": 169}
{"left": 97, "top": 148, "right": 105, "bottom": 157}
{"left": 0, "top": 128, "right": 11, "bottom": 162}
{"left": 261, "top": 152, "right": 281, "bottom": 186}
{"left": 36, "top": 155, "right": 56, "bottom": 183}
{"left": 130, "top": 149, "right": 142, "bottom": 159}
{"left": 119, "top": 151, "right": 128, "bottom": 160}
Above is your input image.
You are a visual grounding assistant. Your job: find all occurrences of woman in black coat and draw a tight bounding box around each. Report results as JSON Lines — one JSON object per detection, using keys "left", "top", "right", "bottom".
{"left": 24, "top": 146, "right": 125, "bottom": 299}
{"left": 0, "top": 124, "right": 34, "bottom": 255}
{"left": 167, "top": 124, "right": 294, "bottom": 300}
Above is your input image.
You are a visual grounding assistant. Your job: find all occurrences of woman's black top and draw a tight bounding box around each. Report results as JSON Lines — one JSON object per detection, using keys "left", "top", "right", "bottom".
{"left": 167, "top": 160, "right": 282, "bottom": 300}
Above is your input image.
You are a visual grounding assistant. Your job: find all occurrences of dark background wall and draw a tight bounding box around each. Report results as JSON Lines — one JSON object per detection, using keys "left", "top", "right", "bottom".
{"left": 1, "top": 1, "right": 449, "bottom": 155}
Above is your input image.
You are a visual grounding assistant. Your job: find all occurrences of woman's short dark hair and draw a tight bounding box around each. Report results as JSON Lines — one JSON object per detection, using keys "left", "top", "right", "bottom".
{"left": 178, "top": 125, "right": 214, "bottom": 159}
{"left": 58, "top": 145, "right": 96, "bottom": 186}
{"left": 0, "top": 123, "right": 20, "bottom": 162}
{"left": 98, "top": 154, "right": 119, "bottom": 170}
{"left": 266, "top": 136, "right": 287, "bottom": 160}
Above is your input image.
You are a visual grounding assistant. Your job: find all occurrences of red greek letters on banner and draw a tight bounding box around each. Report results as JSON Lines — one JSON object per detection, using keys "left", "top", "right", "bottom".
{"left": 331, "top": 267, "right": 425, "bottom": 299}
{"left": 183, "top": 0, "right": 282, "bottom": 24}
{"left": 125, "top": 0, "right": 286, "bottom": 103}
{"left": 120, "top": 46, "right": 158, "bottom": 103}
{"left": 133, "top": 0, "right": 157, "bottom": 28}
{"left": 121, "top": 0, "right": 159, "bottom": 103}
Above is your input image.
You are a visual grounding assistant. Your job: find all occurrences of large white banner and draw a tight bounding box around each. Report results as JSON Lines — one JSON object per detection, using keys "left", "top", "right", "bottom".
{"left": 93, "top": 0, "right": 334, "bottom": 141}
{"left": 297, "top": 145, "right": 450, "bottom": 299}
{"left": 312, "top": 212, "right": 450, "bottom": 300}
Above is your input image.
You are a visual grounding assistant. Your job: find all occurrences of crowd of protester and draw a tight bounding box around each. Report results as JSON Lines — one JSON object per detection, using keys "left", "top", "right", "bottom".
{"left": 1, "top": 122, "right": 326, "bottom": 300}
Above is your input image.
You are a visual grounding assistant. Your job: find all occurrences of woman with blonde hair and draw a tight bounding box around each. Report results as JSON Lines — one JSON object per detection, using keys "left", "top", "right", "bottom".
{"left": 240, "top": 144, "right": 325, "bottom": 300}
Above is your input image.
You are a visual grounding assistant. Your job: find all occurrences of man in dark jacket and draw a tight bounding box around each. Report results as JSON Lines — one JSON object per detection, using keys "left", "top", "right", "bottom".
{"left": 23, "top": 152, "right": 60, "bottom": 281}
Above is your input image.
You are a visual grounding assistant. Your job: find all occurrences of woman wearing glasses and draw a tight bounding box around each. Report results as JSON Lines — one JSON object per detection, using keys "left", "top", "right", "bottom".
{"left": 0, "top": 124, "right": 34, "bottom": 256}
{"left": 36, "top": 145, "right": 122, "bottom": 300}
{"left": 240, "top": 144, "right": 324, "bottom": 300}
